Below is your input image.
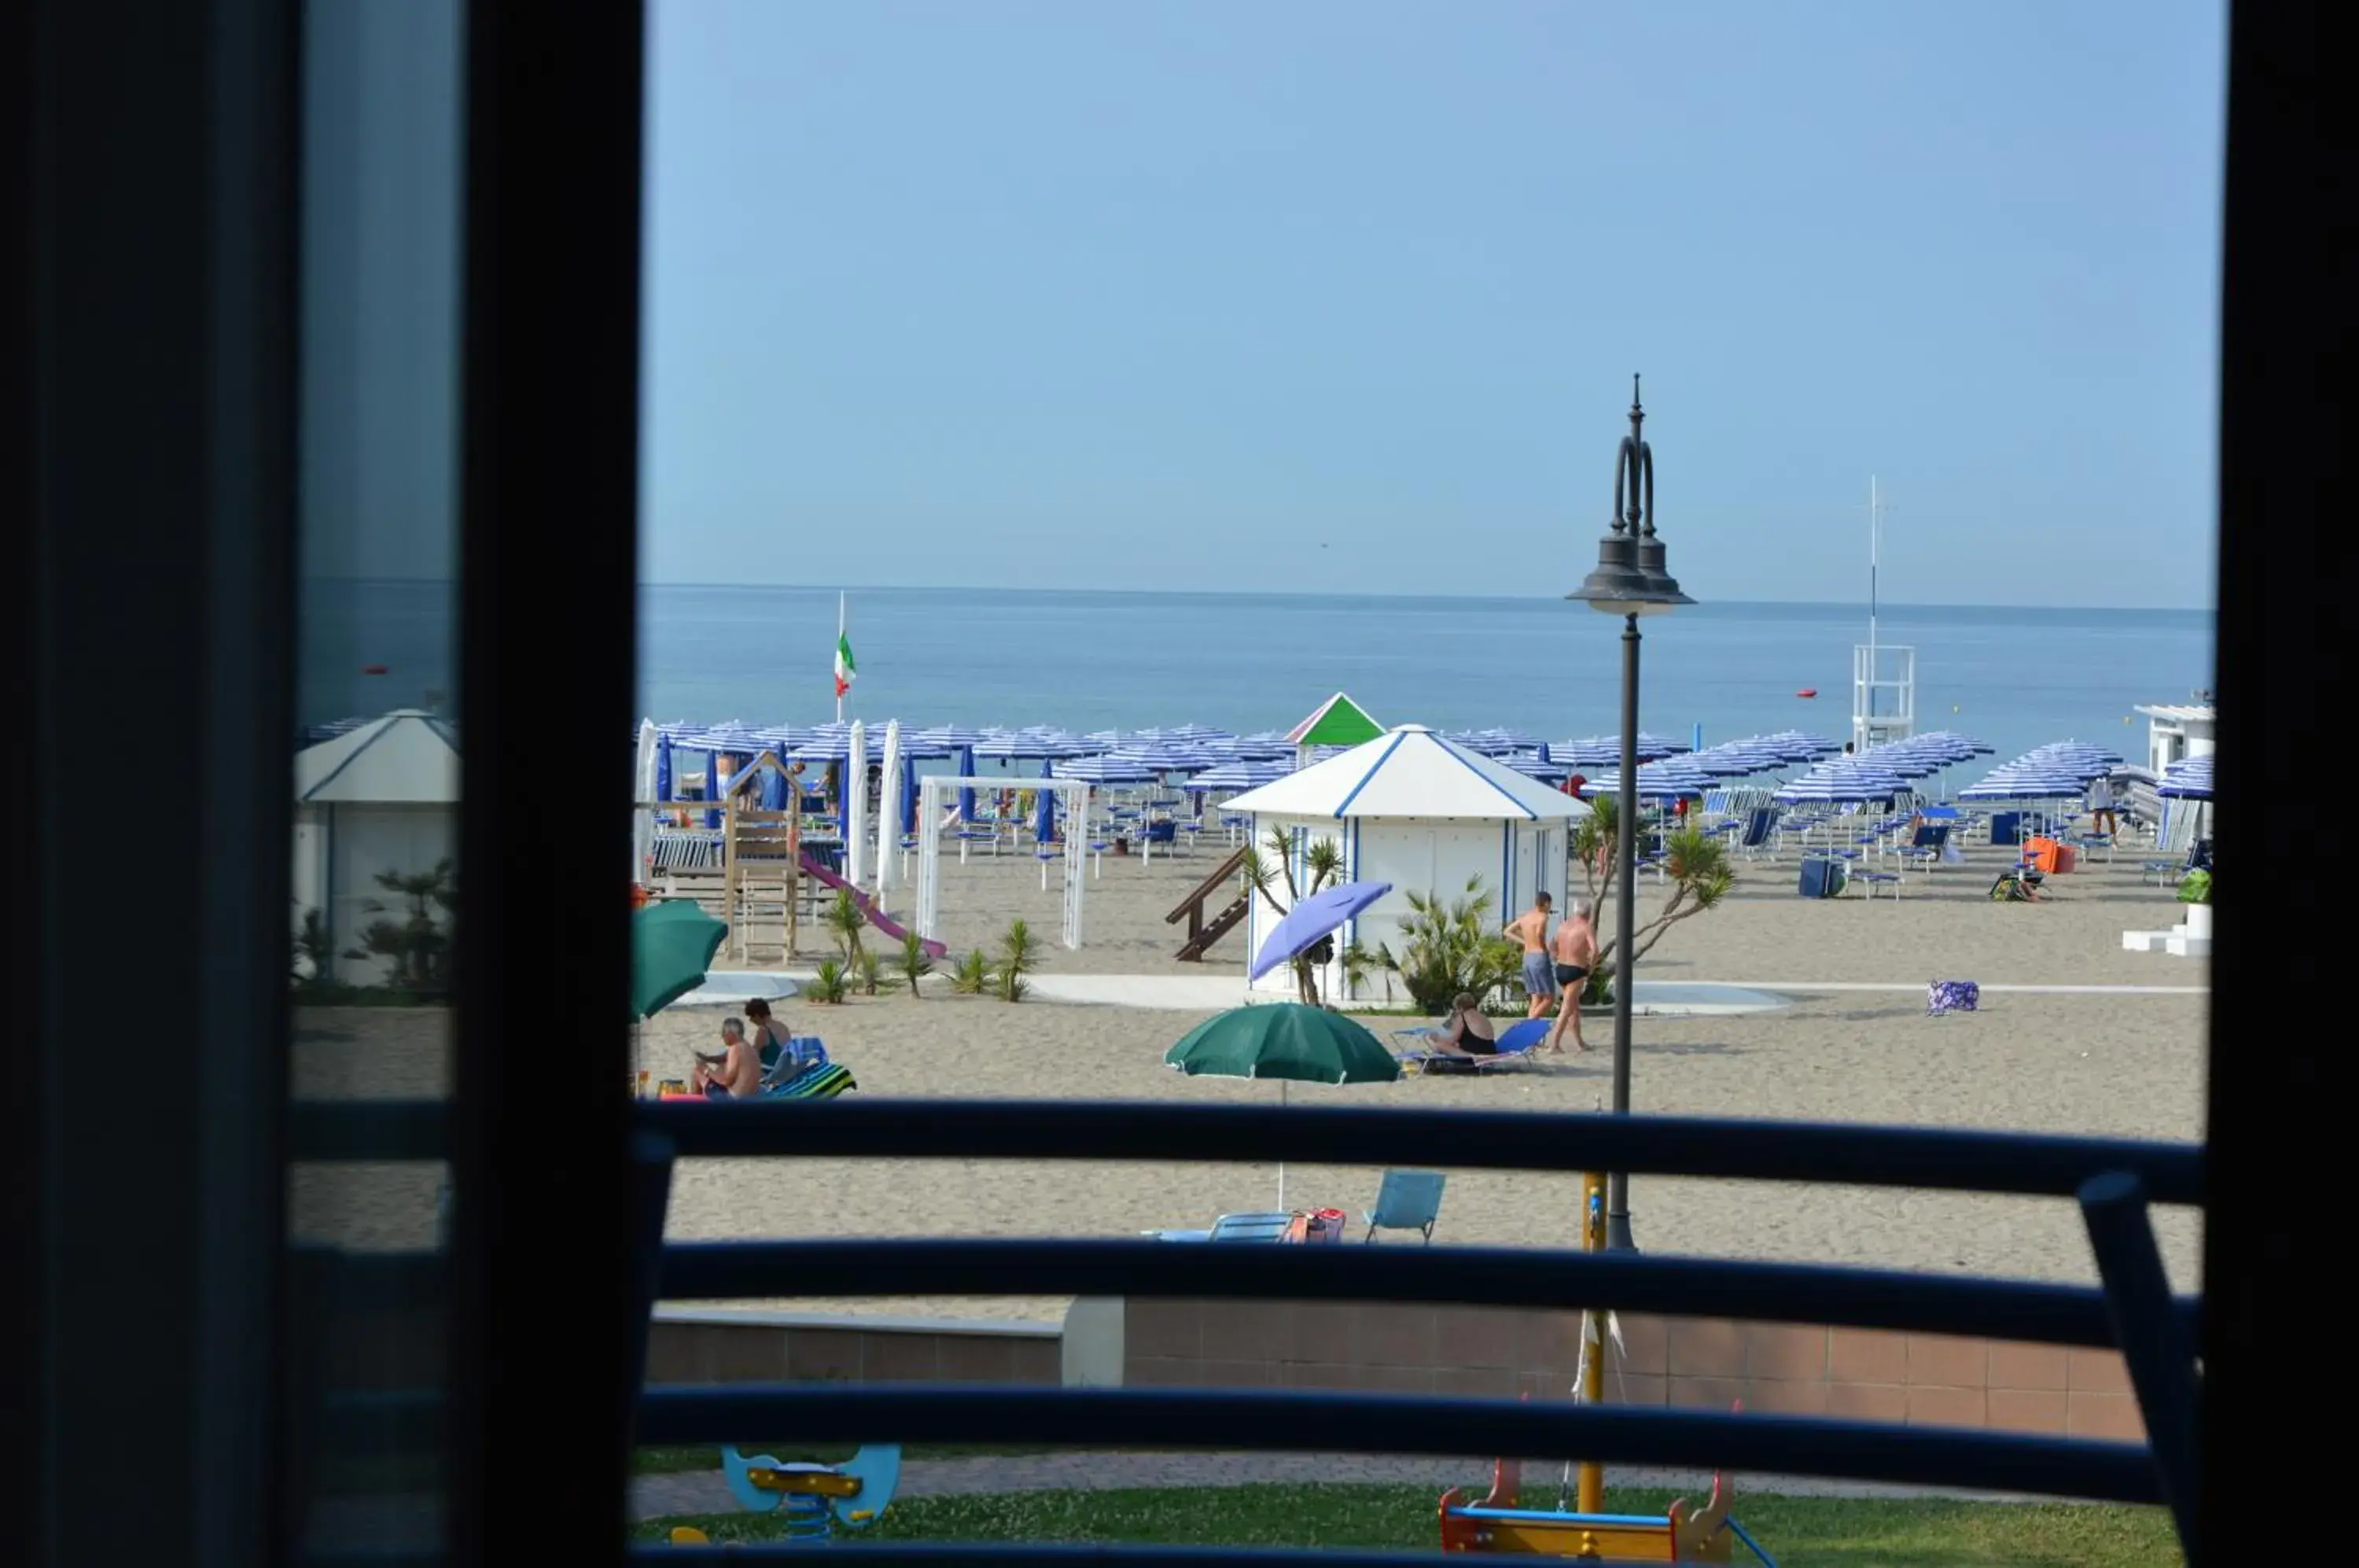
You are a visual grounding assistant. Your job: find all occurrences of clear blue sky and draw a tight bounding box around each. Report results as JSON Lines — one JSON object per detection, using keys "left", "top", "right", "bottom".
{"left": 640, "top": 2, "right": 2225, "bottom": 607}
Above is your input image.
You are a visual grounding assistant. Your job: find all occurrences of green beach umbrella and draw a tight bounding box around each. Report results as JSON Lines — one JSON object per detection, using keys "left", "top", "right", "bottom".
{"left": 633, "top": 899, "right": 727, "bottom": 1021}
{"left": 1165, "top": 1003, "right": 1400, "bottom": 1209}
{"left": 1165, "top": 1003, "right": 1401, "bottom": 1085}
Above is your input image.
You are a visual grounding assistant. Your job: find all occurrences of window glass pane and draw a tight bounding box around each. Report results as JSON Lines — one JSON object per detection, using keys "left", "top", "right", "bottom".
{"left": 286, "top": 0, "right": 466, "bottom": 1554}
{"left": 631, "top": 5, "right": 2219, "bottom": 1551}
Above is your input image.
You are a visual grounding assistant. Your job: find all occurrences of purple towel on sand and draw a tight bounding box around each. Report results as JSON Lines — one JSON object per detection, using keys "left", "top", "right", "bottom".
{"left": 1928, "top": 980, "right": 1980, "bottom": 1016}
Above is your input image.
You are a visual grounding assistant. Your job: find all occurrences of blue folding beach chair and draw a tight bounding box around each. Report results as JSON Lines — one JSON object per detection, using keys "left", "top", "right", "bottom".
{"left": 1362, "top": 1170, "right": 1445, "bottom": 1243}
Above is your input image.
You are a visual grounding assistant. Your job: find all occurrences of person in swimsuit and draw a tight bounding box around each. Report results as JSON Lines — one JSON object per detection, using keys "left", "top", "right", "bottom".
{"left": 1504, "top": 891, "right": 1556, "bottom": 1018}
{"left": 692, "top": 1016, "right": 764, "bottom": 1099}
{"left": 2085, "top": 773, "right": 2120, "bottom": 838}
{"left": 742, "top": 996, "right": 811, "bottom": 1086}
{"left": 1430, "top": 992, "right": 1499, "bottom": 1058}
{"left": 1544, "top": 896, "right": 1599, "bottom": 1054}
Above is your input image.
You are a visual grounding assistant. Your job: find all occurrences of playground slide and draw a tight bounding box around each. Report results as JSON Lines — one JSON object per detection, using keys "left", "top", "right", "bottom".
{"left": 800, "top": 852, "right": 948, "bottom": 959}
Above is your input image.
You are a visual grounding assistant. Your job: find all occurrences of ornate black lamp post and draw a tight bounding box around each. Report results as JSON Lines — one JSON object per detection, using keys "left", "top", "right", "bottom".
{"left": 1566, "top": 375, "right": 1692, "bottom": 1251}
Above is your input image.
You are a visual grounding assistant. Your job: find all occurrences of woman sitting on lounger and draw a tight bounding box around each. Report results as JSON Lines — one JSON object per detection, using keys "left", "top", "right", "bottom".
{"left": 1432, "top": 993, "right": 1500, "bottom": 1058}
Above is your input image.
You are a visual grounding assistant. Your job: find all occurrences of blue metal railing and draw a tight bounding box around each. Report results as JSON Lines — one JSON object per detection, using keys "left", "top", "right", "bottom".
{"left": 626, "top": 1098, "right": 2202, "bottom": 1559}
{"left": 291, "top": 1096, "right": 2205, "bottom": 1562}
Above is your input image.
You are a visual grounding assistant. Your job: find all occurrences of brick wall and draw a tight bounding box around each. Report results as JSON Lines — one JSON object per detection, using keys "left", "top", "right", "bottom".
{"left": 1122, "top": 1299, "right": 2143, "bottom": 1441}
{"left": 646, "top": 1309, "right": 1062, "bottom": 1387}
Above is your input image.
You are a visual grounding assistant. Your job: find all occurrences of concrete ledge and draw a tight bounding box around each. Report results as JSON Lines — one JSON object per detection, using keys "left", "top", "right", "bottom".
{"left": 647, "top": 1308, "right": 1060, "bottom": 1387}
{"left": 655, "top": 1305, "right": 1058, "bottom": 1337}
{"left": 1121, "top": 1299, "right": 2144, "bottom": 1443}
{"left": 2123, "top": 926, "right": 2210, "bottom": 957}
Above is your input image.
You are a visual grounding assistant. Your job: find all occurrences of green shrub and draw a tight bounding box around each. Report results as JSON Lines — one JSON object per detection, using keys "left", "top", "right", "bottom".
{"left": 995, "top": 918, "right": 1040, "bottom": 1003}
{"left": 950, "top": 950, "right": 992, "bottom": 996}
{"left": 896, "top": 929, "right": 937, "bottom": 997}
{"left": 807, "top": 958, "right": 848, "bottom": 1004}
{"left": 1378, "top": 877, "right": 1521, "bottom": 1014}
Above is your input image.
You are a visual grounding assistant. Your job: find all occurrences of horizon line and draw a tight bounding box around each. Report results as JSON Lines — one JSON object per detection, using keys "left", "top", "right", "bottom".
{"left": 308, "top": 572, "right": 2216, "bottom": 616}
{"left": 641, "top": 580, "right": 2217, "bottom": 615}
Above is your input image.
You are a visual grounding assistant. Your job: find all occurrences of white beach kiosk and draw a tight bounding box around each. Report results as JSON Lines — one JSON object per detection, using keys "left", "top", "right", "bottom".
{"left": 291, "top": 709, "right": 460, "bottom": 984}
{"left": 1220, "top": 725, "right": 1591, "bottom": 1003}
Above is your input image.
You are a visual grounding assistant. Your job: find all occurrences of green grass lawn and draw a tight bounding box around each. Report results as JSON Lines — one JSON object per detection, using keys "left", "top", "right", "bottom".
{"left": 633, "top": 1482, "right": 2182, "bottom": 1566}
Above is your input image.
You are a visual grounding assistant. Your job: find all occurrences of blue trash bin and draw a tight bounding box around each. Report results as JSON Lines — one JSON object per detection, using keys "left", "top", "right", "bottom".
{"left": 1798, "top": 858, "right": 1845, "bottom": 899}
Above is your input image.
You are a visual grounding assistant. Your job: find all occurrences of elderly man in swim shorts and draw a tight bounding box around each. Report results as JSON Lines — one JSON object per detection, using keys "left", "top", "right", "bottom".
{"left": 1544, "top": 896, "right": 1599, "bottom": 1054}
{"left": 1504, "top": 890, "right": 1558, "bottom": 1018}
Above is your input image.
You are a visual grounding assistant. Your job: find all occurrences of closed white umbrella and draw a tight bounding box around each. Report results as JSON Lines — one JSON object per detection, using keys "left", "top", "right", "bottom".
{"left": 632, "top": 718, "right": 658, "bottom": 885}
{"left": 845, "top": 720, "right": 868, "bottom": 887}
{"left": 874, "top": 719, "right": 903, "bottom": 894}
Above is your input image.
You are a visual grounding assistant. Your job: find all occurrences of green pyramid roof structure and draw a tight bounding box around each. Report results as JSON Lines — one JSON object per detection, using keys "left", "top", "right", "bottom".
{"left": 1285, "top": 692, "right": 1385, "bottom": 749}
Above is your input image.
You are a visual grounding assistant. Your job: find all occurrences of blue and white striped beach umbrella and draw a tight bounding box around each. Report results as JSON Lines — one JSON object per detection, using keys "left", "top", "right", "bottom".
{"left": 1103, "top": 741, "right": 1215, "bottom": 776}
{"left": 913, "top": 724, "right": 992, "bottom": 751}
{"left": 789, "top": 731, "right": 854, "bottom": 762}
{"left": 1192, "top": 758, "right": 1293, "bottom": 792}
{"left": 1958, "top": 760, "right": 2088, "bottom": 800}
{"left": 1053, "top": 753, "right": 1160, "bottom": 785}
{"left": 2157, "top": 755, "right": 2214, "bottom": 800}
{"left": 1774, "top": 760, "right": 1911, "bottom": 803}
{"left": 1492, "top": 752, "right": 1572, "bottom": 782}
{"left": 1759, "top": 731, "right": 1843, "bottom": 762}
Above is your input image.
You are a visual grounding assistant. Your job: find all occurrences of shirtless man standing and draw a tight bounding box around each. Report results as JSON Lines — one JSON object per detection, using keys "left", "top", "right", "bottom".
{"left": 1505, "top": 891, "right": 1556, "bottom": 1019}
{"left": 693, "top": 1016, "right": 764, "bottom": 1099}
{"left": 1544, "top": 896, "right": 1599, "bottom": 1054}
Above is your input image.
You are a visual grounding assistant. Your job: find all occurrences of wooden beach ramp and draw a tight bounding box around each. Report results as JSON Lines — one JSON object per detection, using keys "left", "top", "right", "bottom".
{"left": 1168, "top": 845, "right": 1249, "bottom": 961}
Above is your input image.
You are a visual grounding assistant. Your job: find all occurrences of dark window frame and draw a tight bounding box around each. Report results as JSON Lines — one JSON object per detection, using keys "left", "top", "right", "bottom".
{"left": 8, "top": 2, "right": 2339, "bottom": 1566}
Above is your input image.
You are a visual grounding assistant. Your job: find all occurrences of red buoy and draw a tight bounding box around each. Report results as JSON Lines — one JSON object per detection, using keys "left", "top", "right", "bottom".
{"left": 361, "top": 664, "right": 389, "bottom": 675}
{"left": 1795, "top": 687, "right": 1817, "bottom": 698}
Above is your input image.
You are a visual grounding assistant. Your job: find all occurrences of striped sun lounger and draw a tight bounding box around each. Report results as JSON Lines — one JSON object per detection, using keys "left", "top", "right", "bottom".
{"left": 764, "top": 1061, "right": 857, "bottom": 1099}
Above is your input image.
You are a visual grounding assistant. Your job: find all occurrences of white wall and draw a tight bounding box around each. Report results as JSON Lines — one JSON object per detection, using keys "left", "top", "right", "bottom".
{"left": 1245, "top": 815, "right": 1577, "bottom": 1004}
{"left": 1331, "top": 819, "right": 1518, "bottom": 1007}
{"left": 324, "top": 804, "right": 458, "bottom": 984}
{"left": 1243, "top": 815, "right": 1349, "bottom": 999}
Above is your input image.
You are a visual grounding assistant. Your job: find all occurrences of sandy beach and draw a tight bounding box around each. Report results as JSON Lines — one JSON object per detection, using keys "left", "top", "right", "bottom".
{"left": 293, "top": 834, "right": 2208, "bottom": 1323}
{"left": 731, "top": 829, "right": 2209, "bottom": 988}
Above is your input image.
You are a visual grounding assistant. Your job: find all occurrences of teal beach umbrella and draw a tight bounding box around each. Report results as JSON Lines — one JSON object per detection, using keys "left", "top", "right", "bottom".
{"left": 1165, "top": 1003, "right": 1400, "bottom": 1208}
{"left": 633, "top": 899, "right": 727, "bottom": 1021}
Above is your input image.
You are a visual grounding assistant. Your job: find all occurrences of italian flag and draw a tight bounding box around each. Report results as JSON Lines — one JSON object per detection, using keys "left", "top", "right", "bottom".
{"left": 833, "top": 628, "right": 856, "bottom": 698}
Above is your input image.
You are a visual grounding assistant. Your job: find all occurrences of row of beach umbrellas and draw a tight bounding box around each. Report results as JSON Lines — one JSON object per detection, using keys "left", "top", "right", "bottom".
{"left": 645, "top": 719, "right": 2162, "bottom": 814}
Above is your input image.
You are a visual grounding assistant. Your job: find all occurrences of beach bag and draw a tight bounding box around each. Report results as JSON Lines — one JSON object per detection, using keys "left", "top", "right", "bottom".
{"left": 1928, "top": 980, "right": 1979, "bottom": 1016}
{"left": 1285, "top": 1209, "right": 1348, "bottom": 1244}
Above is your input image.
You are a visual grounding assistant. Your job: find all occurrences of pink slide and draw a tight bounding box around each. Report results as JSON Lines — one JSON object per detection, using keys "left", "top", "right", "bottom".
{"left": 800, "top": 852, "right": 949, "bottom": 959}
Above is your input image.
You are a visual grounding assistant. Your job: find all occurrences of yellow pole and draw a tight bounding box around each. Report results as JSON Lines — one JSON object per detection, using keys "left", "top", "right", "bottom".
{"left": 1578, "top": 1169, "right": 1606, "bottom": 1515}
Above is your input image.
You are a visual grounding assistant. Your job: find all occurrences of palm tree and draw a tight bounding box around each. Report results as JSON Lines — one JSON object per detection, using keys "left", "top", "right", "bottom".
{"left": 1567, "top": 808, "right": 1735, "bottom": 1001}
{"left": 996, "top": 918, "right": 1040, "bottom": 1003}
{"left": 1375, "top": 876, "right": 1522, "bottom": 1014}
{"left": 1239, "top": 829, "right": 1347, "bottom": 1003}
{"left": 822, "top": 888, "right": 867, "bottom": 960}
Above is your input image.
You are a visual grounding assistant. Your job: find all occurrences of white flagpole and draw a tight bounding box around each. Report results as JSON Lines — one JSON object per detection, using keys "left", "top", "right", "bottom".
{"left": 835, "top": 591, "right": 846, "bottom": 724}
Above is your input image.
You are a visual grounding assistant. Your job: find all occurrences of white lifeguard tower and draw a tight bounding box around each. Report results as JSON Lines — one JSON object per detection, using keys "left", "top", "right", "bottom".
{"left": 1850, "top": 478, "right": 1915, "bottom": 753}
{"left": 2135, "top": 694, "right": 2217, "bottom": 775}
{"left": 1852, "top": 642, "right": 1916, "bottom": 753}
{"left": 2133, "top": 692, "right": 2217, "bottom": 856}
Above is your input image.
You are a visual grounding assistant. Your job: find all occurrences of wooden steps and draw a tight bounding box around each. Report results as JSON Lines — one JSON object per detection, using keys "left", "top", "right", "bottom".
{"left": 1168, "top": 845, "right": 1251, "bottom": 961}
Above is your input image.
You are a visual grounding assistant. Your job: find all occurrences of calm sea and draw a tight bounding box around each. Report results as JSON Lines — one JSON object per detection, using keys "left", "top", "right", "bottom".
{"left": 302, "top": 583, "right": 2214, "bottom": 770}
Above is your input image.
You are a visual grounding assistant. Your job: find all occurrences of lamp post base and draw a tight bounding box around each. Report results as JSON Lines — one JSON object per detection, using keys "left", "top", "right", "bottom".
{"left": 1606, "top": 1206, "right": 1638, "bottom": 1253}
